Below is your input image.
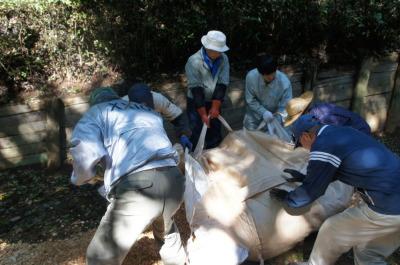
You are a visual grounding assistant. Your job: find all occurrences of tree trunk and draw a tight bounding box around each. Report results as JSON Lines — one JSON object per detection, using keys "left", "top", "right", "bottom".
{"left": 303, "top": 59, "right": 319, "bottom": 91}
{"left": 385, "top": 57, "right": 400, "bottom": 133}
{"left": 45, "top": 98, "right": 65, "bottom": 171}
{"left": 351, "top": 56, "right": 374, "bottom": 115}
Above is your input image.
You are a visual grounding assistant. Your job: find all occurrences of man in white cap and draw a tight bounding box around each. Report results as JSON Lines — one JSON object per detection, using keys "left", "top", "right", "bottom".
{"left": 185, "top": 30, "right": 230, "bottom": 150}
{"left": 243, "top": 55, "right": 292, "bottom": 131}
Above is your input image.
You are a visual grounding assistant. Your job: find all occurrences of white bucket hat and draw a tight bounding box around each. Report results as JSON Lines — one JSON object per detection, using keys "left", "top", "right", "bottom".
{"left": 201, "top": 30, "right": 229, "bottom": 52}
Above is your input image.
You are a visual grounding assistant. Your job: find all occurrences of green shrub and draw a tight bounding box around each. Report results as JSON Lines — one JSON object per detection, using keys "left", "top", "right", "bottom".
{"left": 0, "top": 0, "right": 399, "bottom": 100}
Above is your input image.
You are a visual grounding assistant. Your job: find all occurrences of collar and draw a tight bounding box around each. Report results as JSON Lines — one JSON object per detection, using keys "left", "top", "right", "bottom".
{"left": 317, "top": 125, "right": 329, "bottom": 136}
{"left": 201, "top": 47, "right": 221, "bottom": 77}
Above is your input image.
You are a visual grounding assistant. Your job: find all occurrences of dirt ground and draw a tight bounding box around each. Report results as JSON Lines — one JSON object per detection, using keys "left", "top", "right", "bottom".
{"left": 0, "top": 208, "right": 189, "bottom": 265}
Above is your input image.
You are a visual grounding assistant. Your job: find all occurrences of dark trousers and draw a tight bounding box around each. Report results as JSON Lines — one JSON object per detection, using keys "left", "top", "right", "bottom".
{"left": 186, "top": 98, "right": 222, "bottom": 150}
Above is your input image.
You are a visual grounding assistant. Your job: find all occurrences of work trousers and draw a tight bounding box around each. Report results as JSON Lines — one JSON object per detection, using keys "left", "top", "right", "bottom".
{"left": 86, "top": 166, "right": 186, "bottom": 265}
{"left": 308, "top": 202, "right": 400, "bottom": 265}
{"left": 186, "top": 98, "right": 222, "bottom": 150}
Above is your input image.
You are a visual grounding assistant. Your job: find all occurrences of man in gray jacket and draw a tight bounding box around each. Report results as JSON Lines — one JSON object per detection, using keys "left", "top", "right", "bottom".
{"left": 70, "top": 87, "right": 186, "bottom": 265}
{"left": 185, "top": 30, "right": 230, "bottom": 149}
{"left": 243, "top": 55, "right": 292, "bottom": 130}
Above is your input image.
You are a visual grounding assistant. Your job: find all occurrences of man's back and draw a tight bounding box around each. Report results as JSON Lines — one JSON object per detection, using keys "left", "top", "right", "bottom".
{"left": 70, "top": 99, "right": 178, "bottom": 194}
{"left": 309, "top": 103, "right": 371, "bottom": 135}
{"left": 313, "top": 125, "right": 400, "bottom": 214}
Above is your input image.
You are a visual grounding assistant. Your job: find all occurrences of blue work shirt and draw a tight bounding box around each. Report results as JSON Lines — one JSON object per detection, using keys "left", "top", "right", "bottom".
{"left": 286, "top": 125, "right": 400, "bottom": 215}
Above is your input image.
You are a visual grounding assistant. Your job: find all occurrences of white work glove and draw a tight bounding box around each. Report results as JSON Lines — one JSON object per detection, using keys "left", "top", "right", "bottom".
{"left": 262, "top": 110, "right": 274, "bottom": 123}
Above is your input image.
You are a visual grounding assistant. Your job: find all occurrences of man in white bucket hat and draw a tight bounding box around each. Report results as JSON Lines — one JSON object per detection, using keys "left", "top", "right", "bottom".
{"left": 185, "top": 30, "right": 230, "bottom": 150}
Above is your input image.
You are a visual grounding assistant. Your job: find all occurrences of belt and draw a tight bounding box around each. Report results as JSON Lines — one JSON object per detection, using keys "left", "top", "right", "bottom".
{"left": 356, "top": 188, "right": 374, "bottom": 206}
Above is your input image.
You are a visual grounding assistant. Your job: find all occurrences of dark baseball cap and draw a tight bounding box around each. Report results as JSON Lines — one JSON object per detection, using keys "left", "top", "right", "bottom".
{"left": 128, "top": 83, "right": 154, "bottom": 109}
{"left": 292, "top": 114, "right": 321, "bottom": 145}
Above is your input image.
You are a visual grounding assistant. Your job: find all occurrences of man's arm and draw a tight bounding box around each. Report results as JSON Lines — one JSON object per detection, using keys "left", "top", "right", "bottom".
{"left": 70, "top": 110, "right": 108, "bottom": 186}
{"left": 153, "top": 92, "right": 182, "bottom": 121}
{"left": 285, "top": 151, "right": 341, "bottom": 208}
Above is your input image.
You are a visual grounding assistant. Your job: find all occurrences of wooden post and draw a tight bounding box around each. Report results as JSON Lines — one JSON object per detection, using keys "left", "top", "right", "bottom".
{"left": 351, "top": 56, "right": 374, "bottom": 115}
{"left": 45, "top": 98, "right": 65, "bottom": 170}
{"left": 385, "top": 58, "right": 400, "bottom": 133}
{"left": 303, "top": 59, "right": 319, "bottom": 92}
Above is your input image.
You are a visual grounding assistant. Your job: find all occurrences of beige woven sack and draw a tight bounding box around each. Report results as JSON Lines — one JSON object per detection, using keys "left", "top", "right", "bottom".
{"left": 184, "top": 116, "right": 353, "bottom": 264}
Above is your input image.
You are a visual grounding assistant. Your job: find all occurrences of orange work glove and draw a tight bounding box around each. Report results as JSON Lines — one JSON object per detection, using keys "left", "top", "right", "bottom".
{"left": 209, "top": 100, "right": 221, "bottom": 119}
{"left": 197, "top": 107, "right": 210, "bottom": 127}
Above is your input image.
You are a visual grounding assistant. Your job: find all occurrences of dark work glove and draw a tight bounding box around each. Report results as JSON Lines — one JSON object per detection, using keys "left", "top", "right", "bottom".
{"left": 179, "top": 135, "right": 193, "bottom": 151}
{"left": 283, "top": 168, "right": 306, "bottom": 183}
{"left": 269, "top": 188, "right": 289, "bottom": 202}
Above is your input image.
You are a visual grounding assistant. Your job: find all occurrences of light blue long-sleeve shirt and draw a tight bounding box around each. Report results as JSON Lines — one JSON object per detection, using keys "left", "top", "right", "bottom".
{"left": 185, "top": 49, "right": 229, "bottom": 101}
{"left": 70, "top": 99, "right": 178, "bottom": 196}
{"left": 243, "top": 69, "right": 292, "bottom": 130}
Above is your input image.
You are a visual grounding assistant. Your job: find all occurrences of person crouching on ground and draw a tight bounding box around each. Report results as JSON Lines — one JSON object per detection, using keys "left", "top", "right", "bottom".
{"left": 70, "top": 87, "right": 186, "bottom": 265}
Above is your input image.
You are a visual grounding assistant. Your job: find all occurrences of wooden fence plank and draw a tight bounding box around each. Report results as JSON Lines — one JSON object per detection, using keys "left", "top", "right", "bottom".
{"left": 371, "top": 53, "right": 399, "bottom": 73}
{"left": 0, "top": 131, "right": 46, "bottom": 149}
{"left": 317, "top": 68, "right": 357, "bottom": 80}
{"left": 314, "top": 79, "right": 354, "bottom": 102}
{"left": 0, "top": 120, "right": 46, "bottom": 137}
{"left": 0, "top": 110, "right": 45, "bottom": 125}
{"left": 65, "top": 113, "right": 84, "bottom": 128}
{"left": 61, "top": 95, "right": 89, "bottom": 107}
{"left": 65, "top": 102, "right": 90, "bottom": 116}
{"left": 0, "top": 142, "right": 46, "bottom": 159}
{"left": 314, "top": 69, "right": 356, "bottom": 103}
{"left": 0, "top": 100, "right": 46, "bottom": 117}
{"left": 332, "top": 100, "right": 351, "bottom": 109}
{"left": 0, "top": 152, "right": 47, "bottom": 170}
{"left": 371, "top": 62, "right": 398, "bottom": 73}
{"left": 367, "top": 71, "right": 397, "bottom": 95}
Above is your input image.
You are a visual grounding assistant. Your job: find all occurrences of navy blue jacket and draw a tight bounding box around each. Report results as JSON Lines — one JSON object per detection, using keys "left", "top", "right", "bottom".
{"left": 286, "top": 125, "right": 400, "bottom": 215}
{"left": 309, "top": 103, "right": 371, "bottom": 135}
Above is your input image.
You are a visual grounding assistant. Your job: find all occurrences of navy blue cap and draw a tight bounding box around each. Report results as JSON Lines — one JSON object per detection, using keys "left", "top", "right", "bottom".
{"left": 128, "top": 83, "right": 154, "bottom": 109}
{"left": 292, "top": 114, "right": 321, "bottom": 144}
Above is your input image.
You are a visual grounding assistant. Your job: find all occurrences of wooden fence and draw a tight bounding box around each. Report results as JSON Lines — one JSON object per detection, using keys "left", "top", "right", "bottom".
{"left": 0, "top": 53, "right": 398, "bottom": 170}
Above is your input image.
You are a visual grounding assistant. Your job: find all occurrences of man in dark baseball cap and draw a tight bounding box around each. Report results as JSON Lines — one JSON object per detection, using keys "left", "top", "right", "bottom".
{"left": 270, "top": 114, "right": 400, "bottom": 265}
